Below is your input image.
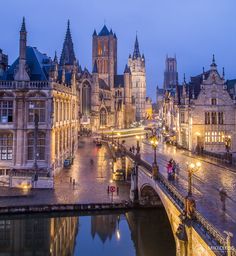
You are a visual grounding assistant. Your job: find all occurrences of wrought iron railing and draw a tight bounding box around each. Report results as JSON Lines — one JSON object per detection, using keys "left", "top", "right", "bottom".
{"left": 104, "top": 138, "right": 236, "bottom": 256}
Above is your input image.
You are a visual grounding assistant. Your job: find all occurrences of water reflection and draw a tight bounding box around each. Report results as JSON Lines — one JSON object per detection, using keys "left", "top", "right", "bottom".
{"left": 0, "top": 209, "right": 175, "bottom": 256}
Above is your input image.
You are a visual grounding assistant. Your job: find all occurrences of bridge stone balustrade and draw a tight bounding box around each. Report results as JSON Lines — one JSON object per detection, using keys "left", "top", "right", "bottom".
{"left": 103, "top": 139, "right": 236, "bottom": 256}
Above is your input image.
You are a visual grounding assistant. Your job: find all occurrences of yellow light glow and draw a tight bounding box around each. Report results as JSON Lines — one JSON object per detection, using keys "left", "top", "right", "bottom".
{"left": 196, "top": 162, "right": 201, "bottom": 168}
{"left": 189, "top": 163, "right": 195, "bottom": 169}
{"left": 109, "top": 179, "right": 113, "bottom": 183}
{"left": 117, "top": 133, "right": 121, "bottom": 136}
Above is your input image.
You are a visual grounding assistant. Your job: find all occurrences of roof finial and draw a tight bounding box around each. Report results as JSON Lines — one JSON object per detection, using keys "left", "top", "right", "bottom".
{"left": 212, "top": 54, "right": 215, "bottom": 64}
{"left": 202, "top": 67, "right": 205, "bottom": 80}
{"left": 183, "top": 73, "right": 186, "bottom": 83}
{"left": 20, "top": 17, "right": 26, "bottom": 32}
{"left": 54, "top": 51, "right": 58, "bottom": 63}
{"left": 222, "top": 67, "right": 225, "bottom": 78}
{"left": 67, "top": 20, "right": 70, "bottom": 30}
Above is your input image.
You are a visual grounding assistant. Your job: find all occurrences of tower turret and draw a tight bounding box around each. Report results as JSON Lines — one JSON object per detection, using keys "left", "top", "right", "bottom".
{"left": 14, "top": 17, "right": 30, "bottom": 81}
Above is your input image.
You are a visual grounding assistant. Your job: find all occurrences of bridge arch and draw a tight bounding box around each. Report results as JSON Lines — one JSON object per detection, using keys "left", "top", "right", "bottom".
{"left": 140, "top": 184, "right": 163, "bottom": 206}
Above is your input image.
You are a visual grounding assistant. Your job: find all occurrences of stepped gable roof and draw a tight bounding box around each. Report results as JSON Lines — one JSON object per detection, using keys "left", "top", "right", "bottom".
{"left": 114, "top": 75, "right": 124, "bottom": 88}
{"left": 60, "top": 20, "right": 76, "bottom": 66}
{"left": 98, "top": 25, "right": 110, "bottom": 36}
{"left": 5, "top": 46, "right": 51, "bottom": 81}
{"left": 99, "top": 78, "right": 110, "bottom": 90}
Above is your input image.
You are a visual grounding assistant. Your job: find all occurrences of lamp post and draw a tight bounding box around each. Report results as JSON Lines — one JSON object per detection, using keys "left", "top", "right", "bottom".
{"left": 111, "top": 128, "right": 114, "bottom": 144}
{"left": 33, "top": 113, "right": 39, "bottom": 188}
{"left": 224, "top": 231, "right": 233, "bottom": 256}
{"left": 224, "top": 135, "right": 231, "bottom": 153}
{"left": 150, "top": 136, "right": 159, "bottom": 179}
{"left": 117, "top": 133, "right": 121, "bottom": 147}
{"left": 185, "top": 162, "right": 201, "bottom": 218}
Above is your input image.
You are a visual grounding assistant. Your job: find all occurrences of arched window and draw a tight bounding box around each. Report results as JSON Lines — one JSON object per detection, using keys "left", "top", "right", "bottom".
{"left": 82, "top": 82, "right": 91, "bottom": 115}
{"left": 0, "top": 133, "right": 13, "bottom": 160}
{"left": 28, "top": 101, "right": 46, "bottom": 122}
{"left": 100, "top": 108, "right": 107, "bottom": 127}
{"left": 27, "top": 132, "right": 46, "bottom": 160}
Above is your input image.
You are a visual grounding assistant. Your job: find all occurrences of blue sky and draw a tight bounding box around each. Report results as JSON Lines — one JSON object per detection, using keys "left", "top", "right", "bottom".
{"left": 1, "top": 0, "right": 236, "bottom": 97}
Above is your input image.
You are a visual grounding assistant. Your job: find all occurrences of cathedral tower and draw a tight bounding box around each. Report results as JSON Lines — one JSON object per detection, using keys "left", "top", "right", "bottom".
{"left": 128, "top": 35, "right": 146, "bottom": 121}
{"left": 60, "top": 20, "right": 77, "bottom": 70}
{"left": 163, "top": 55, "right": 178, "bottom": 90}
{"left": 92, "top": 25, "right": 117, "bottom": 88}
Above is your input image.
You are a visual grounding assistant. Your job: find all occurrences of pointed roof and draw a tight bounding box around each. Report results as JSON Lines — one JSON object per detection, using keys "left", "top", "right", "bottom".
{"left": 124, "top": 64, "right": 130, "bottom": 74}
{"left": 60, "top": 20, "right": 76, "bottom": 66}
{"left": 93, "top": 29, "right": 97, "bottom": 36}
{"left": 92, "top": 60, "right": 98, "bottom": 73}
{"left": 20, "top": 17, "right": 26, "bottom": 32}
{"left": 98, "top": 25, "right": 110, "bottom": 36}
{"left": 53, "top": 51, "right": 58, "bottom": 63}
{"left": 133, "top": 35, "right": 141, "bottom": 59}
{"left": 210, "top": 54, "right": 217, "bottom": 69}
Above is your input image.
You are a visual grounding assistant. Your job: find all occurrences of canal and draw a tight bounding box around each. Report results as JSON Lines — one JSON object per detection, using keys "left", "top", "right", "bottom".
{"left": 0, "top": 209, "right": 175, "bottom": 256}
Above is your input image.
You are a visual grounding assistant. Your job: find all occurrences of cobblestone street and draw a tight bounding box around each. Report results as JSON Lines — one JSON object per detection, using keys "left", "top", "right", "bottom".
{"left": 0, "top": 138, "right": 130, "bottom": 207}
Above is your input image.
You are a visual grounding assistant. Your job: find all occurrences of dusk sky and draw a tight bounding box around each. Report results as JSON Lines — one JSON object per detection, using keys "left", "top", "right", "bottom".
{"left": 1, "top": 0, "right": 236, "bottom": 98}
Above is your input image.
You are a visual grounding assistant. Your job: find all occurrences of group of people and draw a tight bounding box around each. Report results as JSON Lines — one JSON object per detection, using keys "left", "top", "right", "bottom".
{"left": 166, "top": 159, "right": 178, "bottom": 181}
{"left": 129, "top": 146, "right": 136, "bottom": 153}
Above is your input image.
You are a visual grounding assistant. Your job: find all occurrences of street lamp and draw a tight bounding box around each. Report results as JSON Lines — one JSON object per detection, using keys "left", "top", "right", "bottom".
{"left": 111, "top": 128, "right": 114, "bottom": 144}
{"left": 187, "top": 162, "right": 201, "bottom": 197}
{"left": 150, "top": 136, "right": 159, "bottom": 179}
{"left": 224, "top": 135, "right": 231, "bottom": 153}
{"left": 185, "top": 161, "right": 201, "bottom": 219}
{"left": 117, "top": 133, "right": 121, "bottom": 147}
{"left": 224, "top": 231, "right": 233, "bottom": 256}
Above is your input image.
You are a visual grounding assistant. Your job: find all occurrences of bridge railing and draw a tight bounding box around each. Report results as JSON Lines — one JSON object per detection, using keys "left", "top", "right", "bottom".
{"left": 104, "top": 138, "right": 236, "bottom": 256}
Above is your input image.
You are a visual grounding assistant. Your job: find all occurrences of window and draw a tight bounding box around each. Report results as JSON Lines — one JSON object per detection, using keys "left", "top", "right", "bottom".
{"left": 0, "top": 133, "right": 13, "bottom": 160}
{"left": 100, "top": 108, "right": 107, "bottom": 127}
{"left": 211, "top": 112, "right": 217, "bottom": 124}
{"left": 82, "top": 82, "right": 91, "bottom": 115}
{"left": 28, "top": 101, "right": 46, "bottom": 122}
{"left": 205, "top": 131, "right": 224, "bottom": 143}
{"left": 0, "top": 101, "right": 13, "bottom": 123}
{"left": 218, "top": 112, "right": 224, "bottom": 125}
{"left": 180, "top": 112, "right": 185, "bottom": 123}
{"left": 205, "top": 112, "right": 210, "bottom": 124}
{"left": 211, "top": 98, "right": 217, "bottom": 105}
{"left": 27, "top": 132, "right": 46, "bottom": 160}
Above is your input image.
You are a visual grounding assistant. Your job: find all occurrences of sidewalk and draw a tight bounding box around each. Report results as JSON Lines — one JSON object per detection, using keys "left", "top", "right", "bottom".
{"left": 0, "top": 138, "right": 130, "bottom": 208}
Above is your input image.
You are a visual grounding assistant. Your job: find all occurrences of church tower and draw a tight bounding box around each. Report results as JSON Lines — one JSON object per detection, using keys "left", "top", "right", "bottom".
{"left": 60, "top": 20, "right": 77, "bottom": 71}
{"left": 163, "top": 55, "right": 178, "bottom": 90}
{"left": 128, "top": 35, "right": 146, "bottom": 121}
{"left": 92, "top": 25, "right": 117, "bottom": 88}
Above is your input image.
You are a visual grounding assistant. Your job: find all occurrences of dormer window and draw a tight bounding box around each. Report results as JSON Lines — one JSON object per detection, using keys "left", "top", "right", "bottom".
{"left": 211, "top": 98, "right": 217, "bottom": 105}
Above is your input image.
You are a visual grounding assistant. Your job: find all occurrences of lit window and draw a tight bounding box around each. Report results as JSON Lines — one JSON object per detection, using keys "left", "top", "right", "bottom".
{"left": 0, "top": 133, "right": 13, "bottom": 160}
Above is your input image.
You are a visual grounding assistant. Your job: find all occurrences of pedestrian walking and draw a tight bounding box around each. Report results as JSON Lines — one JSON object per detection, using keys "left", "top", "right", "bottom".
{"left": 132, "top": 145, "right": 135, "bottom": 153}
{"left": 219, "top": 188, "right": 227, "bottom": 211}
{"left": 72, "top": 179, "right": 75, "bottom": 189}
{"left": 107, "top": 185, "right": 110, "bottom": 194}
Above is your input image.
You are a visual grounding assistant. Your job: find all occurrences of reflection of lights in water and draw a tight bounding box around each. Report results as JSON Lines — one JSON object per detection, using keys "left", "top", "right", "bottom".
{"left": 116, "top": 230, "right": 121, "bottom": 240}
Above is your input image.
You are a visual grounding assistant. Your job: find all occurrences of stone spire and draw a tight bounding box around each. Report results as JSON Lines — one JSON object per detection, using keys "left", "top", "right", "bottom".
{"left": 14, "top": 17, "right": 30, "bottom": 81}
{"left": 60, "top": 20, "right": 76, "bottom": 66}
{"left": 210, "top": 54, "right": 217, "bottom": 70}
{"left": 133, "top": 35, "right": 141, "bottom": 59}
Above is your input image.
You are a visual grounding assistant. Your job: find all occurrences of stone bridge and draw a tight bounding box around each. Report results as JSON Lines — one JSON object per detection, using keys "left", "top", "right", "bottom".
{"left": 106, "top": 140, "right": 236, "bottom": 256}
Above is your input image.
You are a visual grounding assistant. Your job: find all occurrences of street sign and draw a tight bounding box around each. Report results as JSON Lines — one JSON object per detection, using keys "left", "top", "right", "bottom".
{"left": 110, "top": 186, "right": 116, "bottom": 193}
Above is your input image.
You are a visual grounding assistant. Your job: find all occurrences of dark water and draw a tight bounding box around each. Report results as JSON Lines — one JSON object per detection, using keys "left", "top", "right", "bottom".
{"left": 0, "top": 209, "right": 175, "bottom": 256}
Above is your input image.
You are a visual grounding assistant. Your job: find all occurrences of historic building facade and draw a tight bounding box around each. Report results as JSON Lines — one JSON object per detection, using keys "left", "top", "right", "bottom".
{"left": 74, "top": 25, "right": 136, "bottom": 130}
{"left": 175, "top": 57, "right": 236, "bottom": 158}
{"left": 0, "top": 18, "right": 79, "bottom": 176}
{"left": 128, "top": 36, "right": 146, "bottom": 121}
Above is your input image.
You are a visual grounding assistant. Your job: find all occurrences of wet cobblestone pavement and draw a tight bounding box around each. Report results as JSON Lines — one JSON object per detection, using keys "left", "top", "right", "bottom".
{"left": 125, "top": 137, "right": 236, "bottom": 246}
{"left": 0, "top": 138, "right": 130, "bottom": 207}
